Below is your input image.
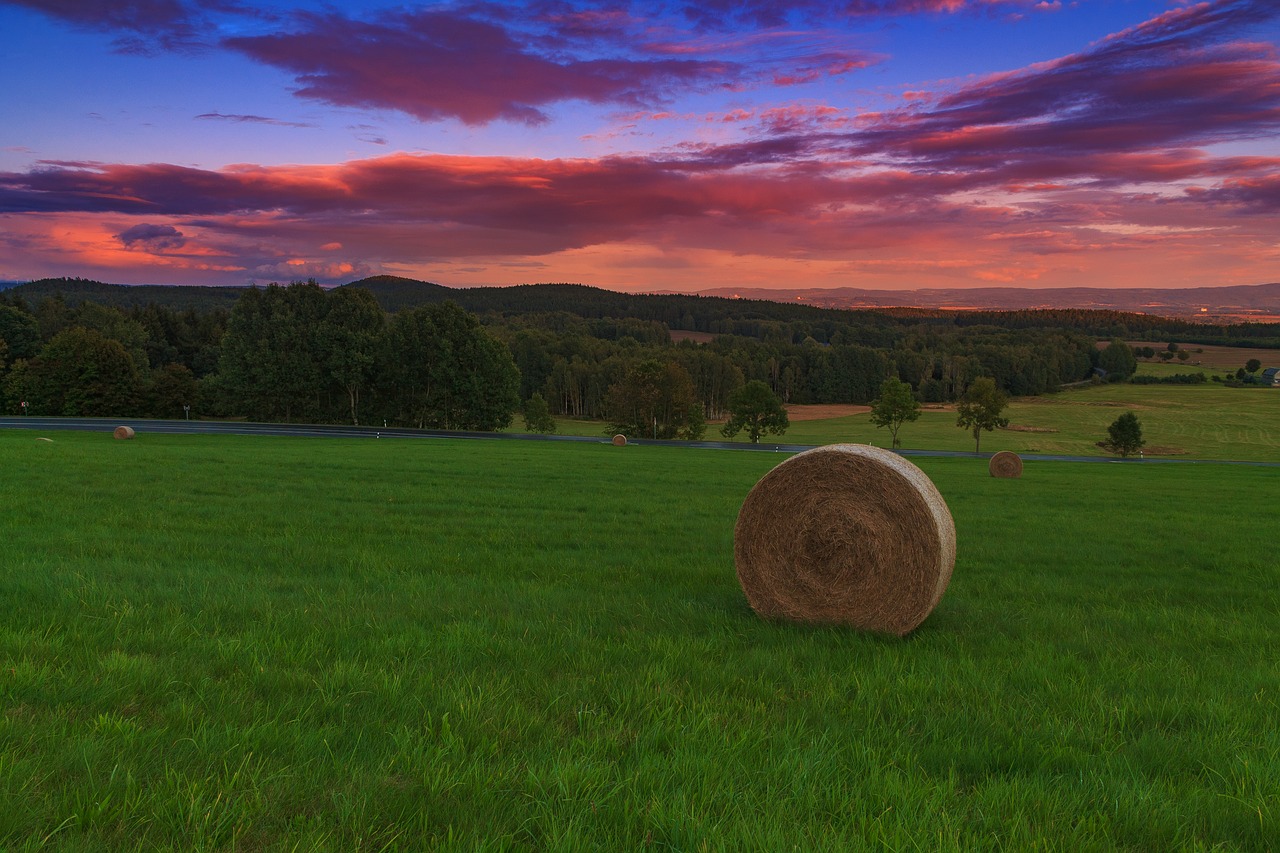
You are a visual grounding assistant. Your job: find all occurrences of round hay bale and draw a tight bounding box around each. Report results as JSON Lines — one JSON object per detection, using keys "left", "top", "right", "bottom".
{"left": 113, "top": 425, "right": 136, "bottom": 440}
{"left": 733, "top": 444, "right": 955, "bottom": 636}
{"left": 989, "top": 450, "right": 1023, "bottom": 479}
{"left": 611, "top": 434, "right": 627, "bottom": 447}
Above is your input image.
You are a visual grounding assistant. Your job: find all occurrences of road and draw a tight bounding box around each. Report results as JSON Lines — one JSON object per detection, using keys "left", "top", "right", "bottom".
{"left": 2, "top": 416, "right": 1277, "bottom": 467}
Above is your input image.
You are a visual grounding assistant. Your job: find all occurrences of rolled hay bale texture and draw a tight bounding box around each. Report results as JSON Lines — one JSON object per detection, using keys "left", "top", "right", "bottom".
{"left": 734, "top": 444, "right": 955, "bottom": 636}
{"left": 612, "top": 434, "right": 627, "bottom": 447}
{"left": 113, "top": 426, "right": 136, "bottom": 440}
{"left": 989, "top": 450, "right": 1023, "bottom": 479}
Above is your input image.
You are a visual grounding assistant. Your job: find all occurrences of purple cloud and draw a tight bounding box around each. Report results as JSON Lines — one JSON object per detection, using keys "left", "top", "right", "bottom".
{"left": 3, "top": 0, "right": 206, "bottom": 51}
{"left": 673, "top": 0, "right": 1040, "bottom": 29}
{"left": 845, "top": 0, "right": 1280, "bottom": 168}
{"left": 195, "top": 112, "right": 316, "bottom": 128}
{"left": 224, "top": 9, "right": 734, "bottom": 126}
{"left": 118, "top": 223, "right": 187, "bottom": 249}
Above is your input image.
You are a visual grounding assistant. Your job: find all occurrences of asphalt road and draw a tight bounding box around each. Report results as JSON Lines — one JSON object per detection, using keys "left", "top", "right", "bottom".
{"left": 2, "top": 416, "right": 1277, "bottom": 466}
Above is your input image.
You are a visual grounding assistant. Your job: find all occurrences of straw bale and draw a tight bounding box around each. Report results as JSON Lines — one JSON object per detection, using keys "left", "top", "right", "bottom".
{"left": 113, "top": 425, "right": 136, "bottom": 440}
{"left": 989, "top": 450, "right": 1022, "bottom": 479}
{"left": 733, "top": 444, "right": 955, "bottom": 636}
{"left": 612, "top": 434, "right": 627, "bottom": 447}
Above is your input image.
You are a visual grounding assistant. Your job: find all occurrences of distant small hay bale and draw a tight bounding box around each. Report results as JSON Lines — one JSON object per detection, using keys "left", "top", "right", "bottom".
{"left": 113, "top": 426, "right": 136, "bottom": 440}
{"left": 734, "top": 444, "right": 955, "bottom": 636}
{"left": 989, "top": 450, "right": 1023, "bottom": 478}
{"left": 612, "top": 434, "right": 627, "bottom": 447}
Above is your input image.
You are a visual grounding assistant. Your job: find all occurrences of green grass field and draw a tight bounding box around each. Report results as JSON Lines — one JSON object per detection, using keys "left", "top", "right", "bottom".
{"left": 1, "top": 430, "right": 1277, "bottom": 850}
{"left": 549, "top": 365, "right": 1280, "bottom": 461}
{"left": 784, "top": 381, "right": 1280, "bottom": 460}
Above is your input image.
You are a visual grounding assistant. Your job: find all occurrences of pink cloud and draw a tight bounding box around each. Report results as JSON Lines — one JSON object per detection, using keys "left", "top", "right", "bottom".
{"left": 3, "top": 1, "right": 1278, "bottom": 290}
{"left": 4, "top": 140, "right": 1274, "bottom": 282}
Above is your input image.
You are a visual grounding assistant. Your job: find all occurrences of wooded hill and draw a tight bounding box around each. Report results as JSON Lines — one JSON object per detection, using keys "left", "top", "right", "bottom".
{"left": 12, "top": 275, "right": 1280, "bottom": 346}
{"left": 6, "top": 278, "right": 247, "bottom": 311}
{"left": 3, "top": 275, "right": 1277, "bottom": 430}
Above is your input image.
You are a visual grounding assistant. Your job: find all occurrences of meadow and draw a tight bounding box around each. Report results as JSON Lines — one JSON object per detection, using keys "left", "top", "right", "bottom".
{"left": 550, "top": 364, "right": 1280, "bottom": 461}
{"left": 1, "top": 429, "right": 1277, "bottom": 850}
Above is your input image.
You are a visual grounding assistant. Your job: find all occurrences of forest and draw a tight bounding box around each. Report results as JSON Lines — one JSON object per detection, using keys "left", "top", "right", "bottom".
{"left": 2, "top": 276, "right": 1276, "bottom": 431}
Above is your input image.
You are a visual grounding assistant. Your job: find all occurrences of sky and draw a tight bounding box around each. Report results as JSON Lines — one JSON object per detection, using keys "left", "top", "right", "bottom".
{"left": 1, "top": 0, "right": 1278, "bottom": 293}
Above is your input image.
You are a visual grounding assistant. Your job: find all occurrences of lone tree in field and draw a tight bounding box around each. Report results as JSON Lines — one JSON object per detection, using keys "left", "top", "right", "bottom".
{"left": 955, "top": 376, "right": 1008, "bottom": 453}
{"left": 1246, "top": 358, "right": 1262, "bottom": 374}
{"left": 720, "top": 380, "right": 789, "bottom": 444}
{"left": 1103, "top": 411, "right": 1145, "bottom": 457}
{"left": 869, "top": 376, "right": 920, "bottom": 449}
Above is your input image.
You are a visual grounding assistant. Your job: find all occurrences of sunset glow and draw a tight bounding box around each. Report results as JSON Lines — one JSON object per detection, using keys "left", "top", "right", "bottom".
{"left": 1, "top": 0, "right": 1278, "bottom": 291}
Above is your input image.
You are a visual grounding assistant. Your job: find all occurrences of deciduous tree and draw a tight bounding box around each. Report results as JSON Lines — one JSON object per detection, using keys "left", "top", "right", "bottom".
{"left": 521, "top": 393, "right": 556, "bottom": 433}
{"left": 869, "top": 376, "right": 920, "bottom": 449}
{"left": 319, "top": 286, "right": 384, "bottom": 425}
{"left": 955, "top": 376, "right": 1008, "bottom": 453}
{"left": 1098, "top": 339, "right": 1137, "bottom": 381}
{"left": 23, "top": 328, "right": 138, "bottom": 416}
{"left": 218, "top": 282, "right": 328, "bottom": 422}
{"left": 605, "top": 359, "right": 701, "bottom": 440}
{"left": 375, "top": 302, "right": 520, "bottom": 431}
{"left": 720, "top": 379, "right": 789, "bottom": 443}
{"left": 1103, "top": 411, "right": 1145, "bottom": 457}
{"left": 142, "top": 363, "right": 198, "bottom": 419}
{"left": 0, "top": 306, "right": 40, "bottom": 365}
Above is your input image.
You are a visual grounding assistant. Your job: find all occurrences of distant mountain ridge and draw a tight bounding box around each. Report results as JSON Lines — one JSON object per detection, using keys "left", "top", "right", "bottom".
{"left": 694, "top": 282, "right": 1280, "bottom": 320}
{"left": 7, "top": 275, "right": 1280, "bottom": 322}
{"left": 5, "top": 277, "right": 248, "bottom": 311}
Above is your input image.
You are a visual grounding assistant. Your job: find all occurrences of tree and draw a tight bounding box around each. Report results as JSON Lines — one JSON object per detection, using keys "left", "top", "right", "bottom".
{"left": 684, "top": 401, "right": 707, "bottom": 441}
{"left": 605, "top": 359, "right": 701, "bottom": 440}
{"left": 955, "top": 376, "right": 1008, "bottom": 453}
{"left": 3, "top": 357, "right": 30, "bottom": 415}
{"left": 720, "top": 379, "right": 789, "bottom": 443}
{"left": 22, "top": 327, "right": 139, "bottom": 416}
{"left": 869, "top": 376, "right": 920, "bottom": 449}
{"left": 375, "top": 302, "right": 520, "bottom": 431}
{"left": 1246, "top": 358, "right": 1262, "bottom": 374}
{"left": 73, "top": 301, "right": 152, "bottom": 378}
{"left": 318, "top": 286, "right": 384, "bottom": 425}
{"left": 521, "top": 393, "right": 556, "bottom": 433}
{"left": 1098, "top": 339, "right": 1137, "bottom": 381}
{"left": 142, "top": 363, "right": 199, "bottom": 419}
{"left": 0, "top": 305, "right": 40, "bottom": 365}
{"left": 218, "top": 282, "right": 328, "bottom": 422}
{"left": 1103, "top": 411, "right": 1145, "bottom": 457}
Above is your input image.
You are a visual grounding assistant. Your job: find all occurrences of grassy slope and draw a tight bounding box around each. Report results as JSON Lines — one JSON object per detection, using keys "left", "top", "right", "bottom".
{"left": 543, "top": 362, "right": 1280, "bottom": 461}
{"left": 1, "top": 431, "right": 1277, "bottom": 850}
